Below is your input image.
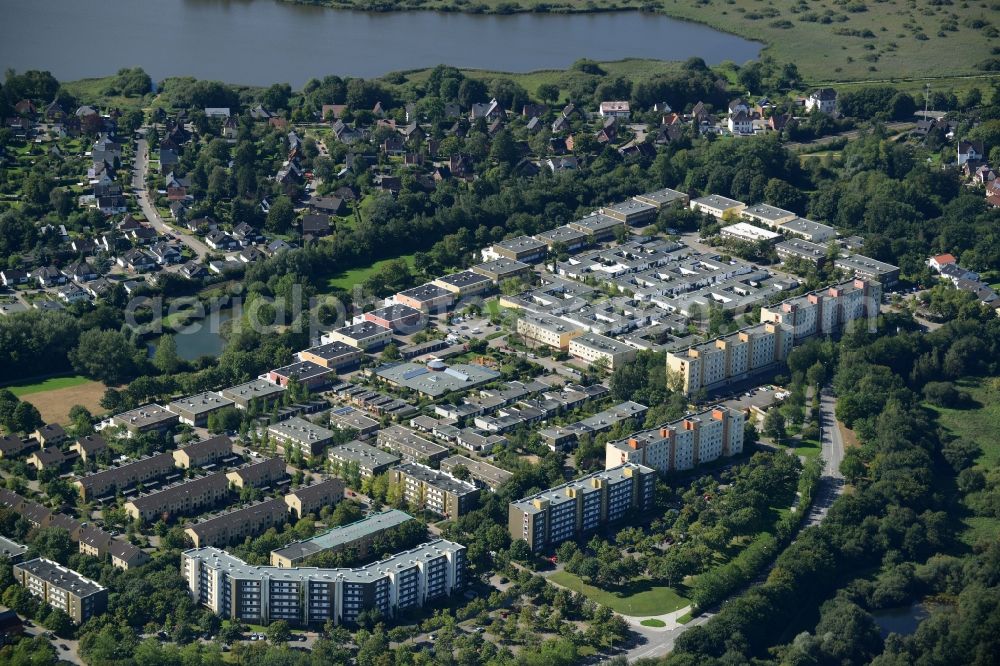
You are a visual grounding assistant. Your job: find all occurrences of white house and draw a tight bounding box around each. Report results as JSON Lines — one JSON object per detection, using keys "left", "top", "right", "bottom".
{"left": 727, "top": 111, "right": 754, "bottom": 135}
{"left": 957, "top": 140, "right": 984, "bottom": 167}
{"left": 599, "top": 101, "right": 631, "bottom": 119}
{"left": 805, "top": 88, "right": 837, "bottom": 114}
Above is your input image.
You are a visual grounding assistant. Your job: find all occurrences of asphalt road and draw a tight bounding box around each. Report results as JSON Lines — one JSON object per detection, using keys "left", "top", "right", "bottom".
{"left": 132, "top": 137, "right": 211, "bottom": 259}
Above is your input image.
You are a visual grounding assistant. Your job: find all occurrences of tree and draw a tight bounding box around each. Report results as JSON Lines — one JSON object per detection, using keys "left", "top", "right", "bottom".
{"left": 266, "top": 620, "right": 291, "bottom": 644}
{"left": 30, "top": 527, "right": 73, "bottom": 563}
{"left": 69, "top": 329, "right": 140, "bottom": 384}
{"left": 537, "top": 83, "right": 560, "bottom": 104}
{"left": 10, "top": 400, "right": 42, "bottom": 434}
{"left": 450, "top": 464, "right": 470, "bottom": 481}
{"left": 153, "top": 335, "right": 181, "bottom": 375}
{"left": 207, "top": 407, "right": 242, "bottom": 434}
{"left": 265, "top": 196, "right": 295, "bottom": 233}
{"left": 763, "top": 409, "right": 786, "bottom": 441}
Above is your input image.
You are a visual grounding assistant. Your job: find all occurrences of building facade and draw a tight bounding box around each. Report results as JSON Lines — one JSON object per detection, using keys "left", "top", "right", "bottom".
{"left": 181, "top": 539, "right": 465, "bottom": 626}
{"left": 12, "top": 558, "right": 107, "bottom": 624}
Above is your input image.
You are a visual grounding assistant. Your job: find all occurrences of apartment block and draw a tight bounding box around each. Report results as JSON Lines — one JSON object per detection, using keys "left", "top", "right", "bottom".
{"left": 533, "top": 225, "right": 589, "bottom": 252}
{"left": 74, "top": 452, "right": 175, "bottom": 501}
{"left": 167, "top": 392, "right": 235, "bottom": 427}
{"left": 516, "top": 313, "right": 583, "bottom": 350}
{"left": 720, "top": 222, "right": 781, "bottom": 244}
{"left": 284, "top": 478, "right": 344, "bottom": 520}
{"left": 471, "top": 258, "right": 532, "bottom": 283}
{"left": 391, "top": 462, "right": 479, "bottom": 519}
{"left": 221, "top": 379, "right": 286, "bottom": 411}
{"left": 13, "top": 558, "right": 107, "bottom": 624}
{"left": 689, "top": 194, "right": 747, "bottom": 220}
{"left": 376, "top": 425, "right": 448, "bottom": 463}
{"left": 605, "top": 406, "right": 745, "bottom": 473}
{"left": 483, "top": 235, "right": 548, "bottom": 263}
{"left": 776, "top": 238, "right": 827, "bottom": 266}
{"left": 759, "top": 278, "right": 882, "bottom": 342}
{"left": 112, "top": 404, "right": 179, "bottom": 436}
{"left": 440, "top": 454, "right": 513, "bottom": 490}
{"left": 740, "top": 203, "right": 797, "bottom": 228}
{"left": 70, "top": 435, "right": 108, "bottom": 463}
{"left": 124, "top": 471, "right": 230, "bottom": 522}
{"left": 0, "top": 536, "right": 27, "bottom": 563}
{"left": 394, "top": 283, "right": 455, "bottom": 312}
{"left": 266, "top": 360, "right": 332, "bottom": 390}
{"left": 781, "top": 217, "right": 837, "bottom": 243}
{"left": 833, "top": 254, "right": 899, "bottom": 286}
{"left": 185, "top": 498, "right": 288, "bottom": 548}
{"left": 323, "top": 321, "right": 393, "bottom": 351}
{"left": 226, "top": 457, "right": 285, "bottom": 489}
{"left": 268, "top": 417, "right": 335, "bottom": 457}
{"left": 362, "top": 304, "right": 423, "bottom": 333}
{"left": 567, "top": 213, "right": 624, "bottom": 241}
{"left": 182, "top": 539, "right": 465, "bottom": 626}
{"left": 633, "top": 187, "right": 689, "bottom": 210}
{"left": 666, "top": 322, "right": 794, "bottom": 395}
{"left": 173, "top": 435, "right": 232, "bottom": 469}
{"left": 601, "top": 199, "right": 657, "bottom": 227}
{"left": 508, "top": 463, "right": 656, "bottom": 552}
{"left": 270, "top": 509, "right": 414, "bottom": 567}
{"left": 432, "top": 271, "right": 493, "bottom": 298}
{"left": 329, "top": 406, "right": 380, "bottom": 438}
{"left": 0, "top": 434, "right": 34, "bottom": 459}
{"left": 328, "top": 441, "right": 400, "bottom": 478}
{"left": 568, "top": 332, "right": 637, "bottom": 370}
{"left": 297, "top": 341, "right": 364, "bottom": 371}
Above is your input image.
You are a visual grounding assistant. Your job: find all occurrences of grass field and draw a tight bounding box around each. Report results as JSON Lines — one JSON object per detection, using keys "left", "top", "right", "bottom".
{"left": 787, "top": 437, "right": 822, "bottom": 461}
{"left": 5, "top": 375, "right": 107, "bottom": 425}
{"left": 640, "top": 618, "right": 666, "bottom": 627}
{"left": 926, "top": 376, "right": 1000, "bottom": 543}
{"left": 324, "top": 253, "right": 416, "bottom": 292}
{"left": 548, "top": 571, "right": 689, "bottom": 616}
{"left": 4, "top": 375, "right": 91, "bottom": 397}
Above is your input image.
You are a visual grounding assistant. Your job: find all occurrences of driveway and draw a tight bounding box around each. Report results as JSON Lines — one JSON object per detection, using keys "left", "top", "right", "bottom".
{"left": 132, "top": 137, "right": 211, "bottom": 259}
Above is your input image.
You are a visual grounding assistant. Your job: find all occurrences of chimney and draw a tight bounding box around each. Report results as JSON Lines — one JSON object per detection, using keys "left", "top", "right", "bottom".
{"left": 807, "top": 294, "right": 821, "bottom": 305}
{"left": 628, "top": 438, "right": 641, "bottom": 450}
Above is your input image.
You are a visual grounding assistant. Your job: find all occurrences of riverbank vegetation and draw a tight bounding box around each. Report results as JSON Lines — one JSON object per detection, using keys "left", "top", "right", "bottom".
{"left": 289, "top": 0, "right": 998, "bottom": 86}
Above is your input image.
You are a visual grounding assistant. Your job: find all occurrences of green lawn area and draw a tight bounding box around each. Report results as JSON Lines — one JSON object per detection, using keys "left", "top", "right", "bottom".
{"left": 925, "top": 376, "right": 1000, "bottom": 544}
{"left": 548, "top": 571, "right": 689, "bottom": 617}
{"left": 640, "top": 618, "right": 666, "bottom": 628}
{"left": 4, "top": 375, "right": 91, "bottom": 397}
{"left": 787, "top": 437, "right": 822, "bottom": 461}
{"left": 324, "top": 253, "right": 415, "bottom": 291}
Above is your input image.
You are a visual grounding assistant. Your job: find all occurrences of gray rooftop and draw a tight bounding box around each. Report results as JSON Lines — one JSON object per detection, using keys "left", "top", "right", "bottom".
{"left": 168, "top": 392, "right": 234, "bottom": 416}
{"left": 395, "top": 461, "right": 479, "bottom": 497}
{"left": 0, "top": 535, "right": 28, "bottom": 560}
{"left": 221, "top": 379, "right": 286, "bottom": 402}
{"left": 268, "top": 416, "right": 335, "bottom": 444}
{"left": 270, "top": 509, "right": 413, "bottom": 562}
{"left": 511, "top": 463, "right": 652, "bottom": 514}
{"left": 16, "top": 557, "right": 105, "bottom": 597}
{"left": 184, "top": 538, "right": 464, "bottom": 585}
{"left": 328, "top": 441, "right": 400, "bottom": 469}
{"left": 375, "top": 362, "right": 501, "bottom": 398}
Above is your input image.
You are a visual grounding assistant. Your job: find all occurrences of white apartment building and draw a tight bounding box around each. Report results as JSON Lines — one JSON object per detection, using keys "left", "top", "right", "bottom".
{"left": 760, "top": 278, "right": 882, "bottom": 342}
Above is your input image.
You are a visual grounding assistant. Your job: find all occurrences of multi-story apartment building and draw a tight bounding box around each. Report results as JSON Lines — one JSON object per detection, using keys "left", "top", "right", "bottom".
{"left": 112, "top": 404, "right": 179, "bottom": 437}
{"left": 689, "top": 194, "right": 747, "bottom": 220}
{"left": 328, "top": 441, "right": 400, "bottom": 478}
{"left": 167, "top": 392, "right": 235, "bottom": 427}
{"left": 516, "top": 313, "right": 583, "bottom": 350}
{"left": 393, "top": 283, "right": 456, "bottom": 312}
{"left": 173, "top": 435, "right": 232, "bottom": 469}
{"left": 226, "top": 457, "right": 285, "bottom": 489}
{"left": 182, "top": 539, "right": 466, "bottom": 626}
{"left": 740, "top": 203, "right": 797, "bottom": 228}
{"left": 605, "top": 407, "right": 745, "bottom": 473}
{"left": 601, "top": 199, "right": 657, "bottom": 228}
{"left": 533, "top": 225, "right": 590, "bottom": 252}
{"left": 509, "top": 464, "right": 656, "bottom": 552}
{"left": 0, "top": 536, "right": 28, "bottom": 563}
{"left": 632, "top": 187, "right": 689, "bottom": 211}
{"left": 431, "top": 270, "right": 493, "bottom": 298}
{"left": 439, "top": 455, "right": 513, "bottom": 491}
{"left": 666, "top": 322, "right": 794, "bottom": 395}
{"left": 12, "top": 558, "right": 107, "bottom": 624}
{"left": 124, "top": 471, "right": 230, "bottom": 523}
{"left": 567, "top": 213, "right": 625, "bottom": 242}
{"left": 376, "top": 425, "right": 449, "bottom": 463}
{"left": 220, "top": 379, "right": 286, "bottom": 411}
{"left": 284, "top": 478, "right": 344, "bottom": 520}
{"left": 270, "top": 509, "right": 415, "bottom": 567}
{"left": 361, "top": 304, "right": 423, "bottom": 333}
{"left": 568, "top": 332, "right": 637, "bottom": 370}
{"left": 297, "top": 341, "right": 364, "bottom": 372}
{"left": 482, "top": 235, "right": 548, "bottom": 264}
{"left": 73, "top": 452, "right": 175, "bottom": 500}
{"left": 391, "top": 462, "right": 479, "bottom": 518}
{"left": 833, "top": 254, "right": 900, "bottom": 286}
{"left": 185, "top": 498, "right": 288, "bottom": 548}
{"left": 323, "top": 321, "right": 393, "bottom": 351}
{"left": 471, "top": 258, "right": 532, "bottom": 284}
{"left": 268, "top": 417, "right": 335, "bottom": 457}
{"left": 759, "top": 278, "right": 882, "bottom": 342}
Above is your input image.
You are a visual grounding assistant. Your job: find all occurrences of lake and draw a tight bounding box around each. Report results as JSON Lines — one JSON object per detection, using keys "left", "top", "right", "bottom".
{"left": 149, "top": 308, "right": 234, "bottom": 362}
{"left": 0, "top": 0, "right": 760, "bottom": 86}
{"left": 872, "top": 602, "right": 931, "bottom": 638}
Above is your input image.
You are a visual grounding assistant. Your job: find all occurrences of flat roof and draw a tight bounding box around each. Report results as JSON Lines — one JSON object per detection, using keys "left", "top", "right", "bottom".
{"left": 184, "top": 538, "right": 464, "bottom": 585}
{"left": 113, "top": 404, "right": 177, "bottom": 429}
{"left": 221, "top": 379, "right": 286, "bottom": 402}
{"left": 782, "top": 217, "right": 837, "bottom": 238}
{"left": 570, "top": 213, "right": 623, "bottom": 232}
{"left": 300, "top": 341, "right": 361, "bottom": 362}
{"left": 603, "top": 199, "right": 655, "bottom": 216}
{"left": 434, "top": 271, "right": 492, "bottom": 289}
{"left": 440, "top": 454, "right": 513, "bottom": 487}
{"left": 328, "top": 441, "right": 399, "bottom": 468}
{"left": 570, "top": 332, "right": 634, "bottom": 354}
{"left": 379, "top": 424, "right": 448, "bottom": 456}
{"left": 834, "top": 254, "right": 899, "bottom": 273}
{"left": 367, "top": 303, "right": 421, "bottom": 321}
{"left": 777, "top": 238, "right": 826, "bottom": 257}
{"left": 333, "top": 321, "right": 391, "bottom": 340}
{"left": 15, "top": 557, "right": 105, "bottom": 597}
{"left": 271, "top": 509, "right": 413, "bottom": 561}
{"left": 397, "top": 282, "right": 453, "bottom": 301}
{"left": 692, "top": 194, "right": 746, "bottom": 210}
{"left": 268, "top": 416, "right": 335, "bottom": 443}
{"left": 0, "top": 535, "right": 28, "bottom": 560}
{"left": 329, "top": 406, "right": 380, "bottom": 430}
{"left": 741, "top": 203, "right": 796, "bottom": 222}
{"left": 472, "top": 258, "right": 531, "bottom": 275}
{"left": 375, "top": 362, "right": 501, "bottom": 398}
{"left": 168, "top": 392, "right": 234, "bottom": 416}
{"left": 511, "top": 463, "right": 652, "bottom": 513}
{"left": 495, "top": 235, "right": 547, "bottom": 252}
{"left": 633, "top": 188, "right": 688, "bottom": 207}
{"left": 269, "top": 360, "right": 331, "bottom": 382}
{"left": 534, "top": 225, "right": 588, "bottom": 243}
{"left": 395, "top": 461, "right": 479, "bottom": 496}
{"left": 721, "top": 222, "right": 781, "bottom": 241}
